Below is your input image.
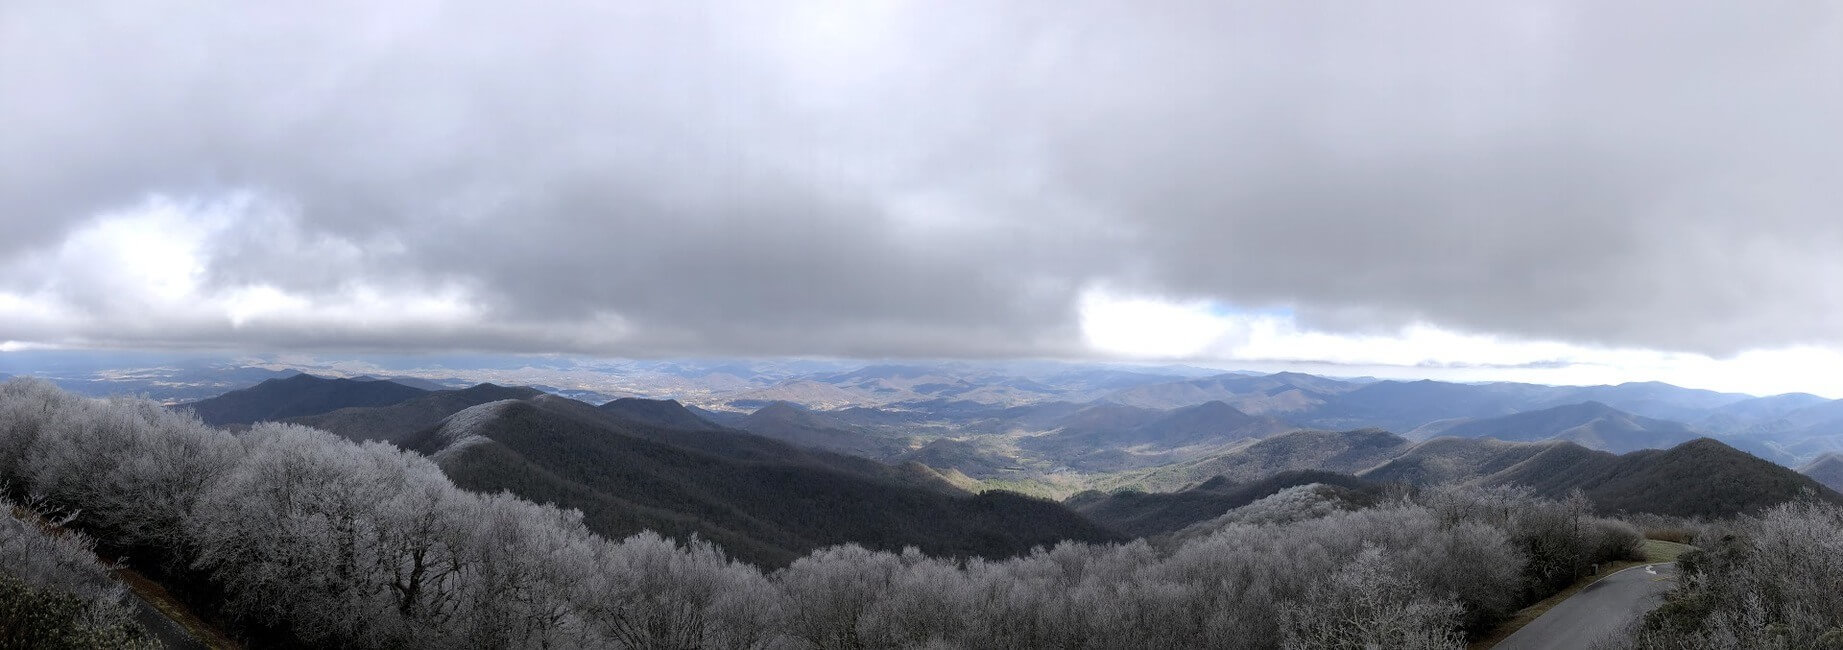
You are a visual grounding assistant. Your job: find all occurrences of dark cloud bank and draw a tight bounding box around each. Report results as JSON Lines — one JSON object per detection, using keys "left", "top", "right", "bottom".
{"left": 2, "top": 1, "right": 1839, "bottom": 358}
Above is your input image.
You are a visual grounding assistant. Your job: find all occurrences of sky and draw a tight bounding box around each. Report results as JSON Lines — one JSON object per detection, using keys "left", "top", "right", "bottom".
{"left": 3, "top": 1, "right": 1842, "bottom": 396}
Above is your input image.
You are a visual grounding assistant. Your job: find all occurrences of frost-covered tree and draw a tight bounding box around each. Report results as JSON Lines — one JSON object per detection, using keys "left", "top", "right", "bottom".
{"left": 590, "top": 531, "right": 784, "bottom": 648}
{"left": 0, "top": 379, "right": 1663, "bottom": 649}
{"left": 1282, "top": 546, "right": 1464, "bottom": 650}
{"left": 0, "top": 496, "right": 153, "bottom": 648}
{"left": 1628, "top": 499, "right": 1843, "bottom": 649}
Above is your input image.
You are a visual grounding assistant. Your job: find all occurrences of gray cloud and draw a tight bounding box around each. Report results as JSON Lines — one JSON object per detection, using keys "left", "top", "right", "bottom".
{"left": 2, "top": 0, "right": 1840, "bottom": 358}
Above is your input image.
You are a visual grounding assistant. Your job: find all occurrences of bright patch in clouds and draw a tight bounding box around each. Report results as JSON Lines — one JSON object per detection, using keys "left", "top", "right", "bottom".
{"left": 64, "top": 200, "right": 211, "bottom": 303}
{"left": 1079, "top": 292, "right": 1238, "bottom": 358}
{"left": 0, "top": 194, "right": 503, "bottom": 349}
{"left": 1080, "top": 289, "right": 1843, "bottom": 398}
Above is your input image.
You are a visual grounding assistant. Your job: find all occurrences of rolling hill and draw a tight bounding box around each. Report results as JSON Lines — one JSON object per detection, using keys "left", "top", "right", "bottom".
{"left": 1700, "top": 392, "right": 1830, "bottom": 428}
{"left": 737, "top": 401, "right": 909, "bottom": 459}
{"left": 899, "top": 438, "right": 1026, "bottom": 479}
{"left": 1020, "top": 401, "right": 1297, "bottom": 472}
{"left": 1541, "top": 381, "right": 1752, "bottom": 422}
{"left": 1360, "top": 436, "right": 1618, "bottom": 491}
{"left": 1799, "top": 453, "right": 1843, "bottom": 494}
{"left": 1105, "top": 428, "right": 1413, "bottom": 492}
{"left": 1066, "top": 471, "right": 1381, "bottom": 537}
{"left": 1431, "top": 401, "right": 1704, "bottom": 453}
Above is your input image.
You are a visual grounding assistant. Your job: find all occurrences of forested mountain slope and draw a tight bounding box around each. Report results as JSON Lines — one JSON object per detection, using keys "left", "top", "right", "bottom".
{"left": 179, "top": 373, "right": 427, "bottom": 426}
{"left": 1362, "top": 437, "right": 1842, "bottom": 517}
{"left": 401, "top": 396, "right": 1122, "bottom": 566}
{"left": 1066, "top": 471, "right": 1382, "bottom": 536}
{"left": 1800, "top": 453, "right": 1843, "bottom": 493}
{"left": 1580, "top": 438, "right": 1843, "bottom": 517}
{"left": 1083, "top": 433, "right": 1840, "bottom": 528}
{"left": 597, "top": 397, "right": 724, "bottom": 431}
{"left": 287, "top": 383, "right": 543, "bottom": 443}
{"left": 1109, "top": 428, "right": 1412, "bottom": 492}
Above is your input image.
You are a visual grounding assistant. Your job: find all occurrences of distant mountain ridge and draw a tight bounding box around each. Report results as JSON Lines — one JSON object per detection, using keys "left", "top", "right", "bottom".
{"left": 597, "top": 397, "right": 723, "bottom": 431}
{"left": 738, "top": 401, "right": 909, "bottom": 459}
{"left": 180, "top": 373, "right": 428, "bottom": 426}
{"left": 161, "top": 368, "right": 1843, "bottom": 550}
{"left": 1107, "top": 428, "right": 1413, "bottom": 492}
{"left": 166, "top": 363, "right": 1843, "bottom": 480}
{"left": 1098, "top": 430, "right": 1839, "bottom": 520}
{"left": 1362, "top": 435, "right": 1842, "bottom": 517}
{"left": 1427, "top": 401, "right": 1703, "bottom": 453}
{"left": 1022, "top": 401, "right": 1297, "bottom": 472}
{"left": 1801, "top": 453, "right": 1843, "bottom": 494}
{"left": 1102, "top": 371, "right": 1356, "bottom": 413}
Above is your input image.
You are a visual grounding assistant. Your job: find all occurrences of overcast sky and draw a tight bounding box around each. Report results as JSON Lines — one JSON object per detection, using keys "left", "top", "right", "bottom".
{"left": 3, "top": 1, "right": 1842, "bottom": 395}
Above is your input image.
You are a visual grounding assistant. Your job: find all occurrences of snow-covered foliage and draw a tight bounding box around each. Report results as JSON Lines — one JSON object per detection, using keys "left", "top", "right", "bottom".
{"left": 0, "top": 379, "right": 1645, "bottom": 648}
{"left": 0, "top": 496, "right": 138, "bottom": 631}
{"left": 0, "top": 382, "right": 158, "bottom": 645}
{"left": 1194, "top": 482, "right": 1355, "bottom": 529}
{"left": 426, "top": 399, "right": 515, "bottom": 461}
{"left": 1622, "top": 500, "right": 1843, "bottom": 649}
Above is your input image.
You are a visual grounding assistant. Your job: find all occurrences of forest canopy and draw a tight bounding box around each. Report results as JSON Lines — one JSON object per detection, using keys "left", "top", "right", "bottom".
{"left": 2, "top": 378, "right": 1833, "bottom": 648}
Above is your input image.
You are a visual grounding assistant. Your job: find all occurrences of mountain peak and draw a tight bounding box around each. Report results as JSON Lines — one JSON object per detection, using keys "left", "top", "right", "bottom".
{"left": 752, "top": 400, "right": 808, "bottom": 417}
{"left": 599, "top": 396, "right": 720, "bottom": 431}
{"left": 1179, "top": 399, "right": 1242, "bottom": 413}
{"left": 1566, "top": 400, "right": 1621, "bottom": 414}
{"left": 1801, "top": 453, "right": 1843, "bottom": 494}
{"left": 181, "top": 372, "right": 428, "bottom": 426}
{"left": 272, "top": 372, "right": 331, "bottom": 385}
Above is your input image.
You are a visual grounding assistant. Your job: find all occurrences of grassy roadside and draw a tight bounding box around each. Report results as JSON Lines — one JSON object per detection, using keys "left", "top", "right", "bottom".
{"left": 9, "top": 505, "right": 240, "bottom": 649}
{"left": 1469, "top": 539, "right": 1695, "bottom": 649}
{"left": 115, "top": 567, "right": 242, "bottom": 649}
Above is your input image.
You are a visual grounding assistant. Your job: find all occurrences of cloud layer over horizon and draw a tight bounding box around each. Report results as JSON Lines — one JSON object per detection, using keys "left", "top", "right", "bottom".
{"left": 4, "top": 1, "right": 1842, "bottom": 385}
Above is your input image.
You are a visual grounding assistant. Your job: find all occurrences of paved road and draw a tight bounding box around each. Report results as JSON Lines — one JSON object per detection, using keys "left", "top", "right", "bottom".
{"left": 1495, "top": 563, "right": 1678, "bottom": 650}
{"left": 125, "top": 591, "right": 208, "bottom": 650}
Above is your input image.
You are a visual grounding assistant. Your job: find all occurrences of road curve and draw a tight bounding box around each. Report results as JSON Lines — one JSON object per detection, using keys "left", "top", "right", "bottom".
{"left": 125, "top": 591, "right": 208, "bottom": 650}
{"left": 1494, "top": 563, "right": 1678, "bottom": 650}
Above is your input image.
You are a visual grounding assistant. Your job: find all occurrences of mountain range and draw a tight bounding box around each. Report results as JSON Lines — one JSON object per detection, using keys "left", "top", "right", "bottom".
{"left": 1117, "top": 428, "right": 1838, "bottom": 519}
{"left": 1413, "top": 401, "right": 1703, "bottom": 453}
{"left": 138, "top": 370, "right": 1843, "bottom": 568}
{"left": 180, "top": 375, "right": 1115, "bottom": 566}
{"left": 399, "top": 394, "right": 1119, "bottom": 567}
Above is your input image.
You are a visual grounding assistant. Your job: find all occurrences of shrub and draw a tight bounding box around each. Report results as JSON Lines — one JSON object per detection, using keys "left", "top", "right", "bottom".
{"left": 1633, "top": 500, "right": 1843, "bottom": 648}
{"left": 0, "top": 573, "right": 158, "bottom": 649}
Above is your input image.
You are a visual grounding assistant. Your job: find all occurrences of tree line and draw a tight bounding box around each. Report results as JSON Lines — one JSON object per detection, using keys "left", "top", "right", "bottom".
{"left": 0, "top": 378, "right": 1701, "bottom": 648}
